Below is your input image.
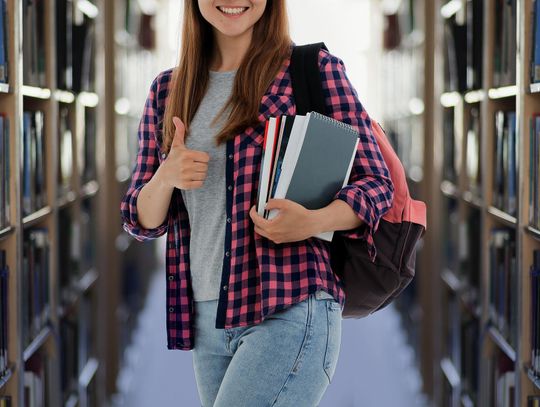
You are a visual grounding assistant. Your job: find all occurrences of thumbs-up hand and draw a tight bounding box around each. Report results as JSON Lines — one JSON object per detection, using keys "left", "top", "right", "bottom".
{"left": 158, "top": 116, "right": 210, "bottom": 190}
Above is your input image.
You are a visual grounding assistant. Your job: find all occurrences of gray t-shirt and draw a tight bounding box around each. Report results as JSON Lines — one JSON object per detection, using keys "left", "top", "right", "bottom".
{"left": 180, "top": 70, "right": 236, "bottom": 301}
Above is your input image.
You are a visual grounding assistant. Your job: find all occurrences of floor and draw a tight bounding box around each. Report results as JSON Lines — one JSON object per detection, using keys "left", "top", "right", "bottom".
{"left": 111, "top": 270, "right": 431, "bottom": 407}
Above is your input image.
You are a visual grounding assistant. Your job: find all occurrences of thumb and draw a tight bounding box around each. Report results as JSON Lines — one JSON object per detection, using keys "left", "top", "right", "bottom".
{"left": 265, "top": 199, "right": 287, "bottom": 211}
{"left": 171, "top": 116, "right": 186, "bottom": 149}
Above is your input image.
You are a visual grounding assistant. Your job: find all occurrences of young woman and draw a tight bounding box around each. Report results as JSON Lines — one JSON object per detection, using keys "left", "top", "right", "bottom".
{"left": 120, "top": 1, "right": 394, "bottom": 406}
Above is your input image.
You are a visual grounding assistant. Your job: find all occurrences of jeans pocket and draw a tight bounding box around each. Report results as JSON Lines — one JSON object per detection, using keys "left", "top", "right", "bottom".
{"left": 323, "top": 301, "right": 342, "bottom": 383}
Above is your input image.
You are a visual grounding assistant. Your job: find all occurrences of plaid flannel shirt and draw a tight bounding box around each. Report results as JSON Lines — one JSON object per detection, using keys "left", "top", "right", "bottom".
{"left": 120, "top": 43, "right": 394, "bottom": 350}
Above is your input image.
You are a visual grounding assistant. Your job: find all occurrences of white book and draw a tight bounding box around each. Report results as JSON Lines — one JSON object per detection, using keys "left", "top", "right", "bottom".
{"left": 268, "top": 115, "right": 307, "bottom": 218}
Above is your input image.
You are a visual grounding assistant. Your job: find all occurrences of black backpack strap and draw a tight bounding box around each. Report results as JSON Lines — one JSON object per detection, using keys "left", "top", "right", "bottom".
{"left": 289, "top": 42, "right": 329, "bottom": 116}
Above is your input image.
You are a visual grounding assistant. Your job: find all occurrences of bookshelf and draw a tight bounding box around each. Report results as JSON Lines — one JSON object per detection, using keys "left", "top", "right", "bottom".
{"left": 0, "top": 0, "right": 162, "bottom": 405}
{"left": 381, "top": 0, "right": 540, "bottom": 405}
{"left": 379, "top": 0, "right": 440, "bottom": 398}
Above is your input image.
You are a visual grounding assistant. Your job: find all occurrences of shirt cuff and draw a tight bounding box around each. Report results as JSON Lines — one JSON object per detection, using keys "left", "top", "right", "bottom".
{"left": 121, "top": 183, "right": 169, "bottom": 241}
{"left": 332, "top": 185, "right": 380, "bottom": 262}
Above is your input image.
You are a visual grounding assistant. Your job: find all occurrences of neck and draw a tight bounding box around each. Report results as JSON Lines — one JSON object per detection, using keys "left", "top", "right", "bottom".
{"left": 210, "top": 29, "right": 253, "bottom": 71}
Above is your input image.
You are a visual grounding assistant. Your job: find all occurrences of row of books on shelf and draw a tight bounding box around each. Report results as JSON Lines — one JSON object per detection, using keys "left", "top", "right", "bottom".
{"left": 488, "top": 228, "right": 518, "bottom": 350}
{"left": 24, "top": 0, "right": 96, "bottom": 91}
{"left": 529, "top": 250, "right": 540, "bottom": 375}
{"left": 443, "top": 0, "right": 484, "bottom": 92}
{"left": 22, "top": 228, "right": 50, "bottom": 348}
{"left": 22, "top": 111, "right": 46, "bottom": 218}
{"left": 25, "top": 351, "right": 53, "bottom": 407}
{"left": 0, "top": 251, "right": 8, "bottom": 378}
{"left": 485, "top": 350, "right": 515, "bottom": 407}
{"left": 493, "top": 111, "right": 517, "bottom": 217}
{"left": 530, "top": 115, "right": 540, "bottom": 230}
{"left": 0, "top": 115, "right": 9, "bottom": 229}
{"left": 0, "top": 0, "right": 7, "bottom": 85}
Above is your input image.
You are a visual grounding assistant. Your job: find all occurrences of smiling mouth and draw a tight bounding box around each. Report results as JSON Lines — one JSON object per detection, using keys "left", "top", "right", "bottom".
{"left": 216, "top": 6, "right": 250, "bottom": 16}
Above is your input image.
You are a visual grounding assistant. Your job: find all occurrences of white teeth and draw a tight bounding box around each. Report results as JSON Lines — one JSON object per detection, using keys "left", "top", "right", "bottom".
{"left": 218, "top": 6, "right": 248, "bottom": 15}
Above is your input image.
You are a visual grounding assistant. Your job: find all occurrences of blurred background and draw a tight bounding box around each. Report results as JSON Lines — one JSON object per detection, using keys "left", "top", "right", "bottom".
{"left": 1, "top": 0, "right": 538, "bottom": 405}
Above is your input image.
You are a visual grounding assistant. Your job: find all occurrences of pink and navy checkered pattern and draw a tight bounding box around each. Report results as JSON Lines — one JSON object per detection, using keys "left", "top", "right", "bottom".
{"left": 120, "top": 43, "right": 394, "bottom": 350}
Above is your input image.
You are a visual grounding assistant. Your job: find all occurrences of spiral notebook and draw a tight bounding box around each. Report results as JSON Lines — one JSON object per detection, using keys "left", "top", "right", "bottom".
{"left": 267, "top": 111, "right": 359, "bottom": 241}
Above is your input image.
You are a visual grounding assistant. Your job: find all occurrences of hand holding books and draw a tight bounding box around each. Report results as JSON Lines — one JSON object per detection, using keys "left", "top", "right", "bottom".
{"left": 157, "top": 117, "right": 210, "bottom": 190}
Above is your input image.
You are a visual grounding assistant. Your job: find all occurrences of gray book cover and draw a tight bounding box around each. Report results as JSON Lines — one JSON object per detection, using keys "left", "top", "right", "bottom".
{"left": 285, "top": 111, "right": 359, "bottom": 210}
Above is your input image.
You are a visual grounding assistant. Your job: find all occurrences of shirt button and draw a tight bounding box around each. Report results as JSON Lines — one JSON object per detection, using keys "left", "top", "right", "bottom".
{"left": 226, "top": 217, "right": 231, "bottom": 223}
{"left": 228, "top": 153, "right": 233, "bottom": 159}
{"left": 225, "top": 251, "right": 230, "bottom": 257}
{"left": 227, "top": 185, "right": 233, "bottom": 191}
{"left": 223, "top": 285, "right": 228, "bottom": 291}
{"left": 161, "top": 152, "right": 167, "bottom": 159}
{"left": 168, "top": 275, "right": 174, "bottom": 281}
{"left": 169, "top": 307, "right": 174, "bottom": 312}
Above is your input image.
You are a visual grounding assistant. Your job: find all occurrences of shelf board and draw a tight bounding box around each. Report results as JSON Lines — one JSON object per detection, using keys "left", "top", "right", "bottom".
{"left": 22, "top": 206, "right": 52, "bottom": 228}
{"left": 0, "top": 366, "right": 13, "bottom": 390}
{"left": 487, "top": 325, "right": 516, "bottom": 362}
{"left": 78, "top": 92, "right": 99, "bottom": 107}
{"left": 57, "top": 190, "right": 77, "bottom": 209}
{"left": 81, "top": 180, "right": 99, "bottom": 198}
{"left": 54, "top": 89, "right": 76, "bottom": 104}
{"left": 440, "top": 0, "right": 462, "bottom": 19}
{"left": 441, "top": 180, "right": 460, "bottom": 198}
{"left": 487, "top": 206, "right": 517, "bottom": 227}
{"left": 526, "top": 226, "right": 540, "bottom": 242}
{"left": 440, "top": 357, "right": 461, "bottom": 388}
{"left": 0, "top": 225, "right": 14, "bottom": 242}
{"left": 462, "top": 191, "right": 484, "bottom": 209}
{"left": 22, "top": 85, "right": 52, "bottom": 99}
{"left": 77, "top": 0, "right": 99, "bottom": 19}
{"left": 441, "top": 268, "right": 463, "bottom": 292}
{"left": 59, "top": 269, "right": 99, "bottom": 319}
{"left": 464, "top": 90, "right": 485, "bottom": 104}
{"left": 488, "top": 85, "right": 517, "bottom": 100}
{"left": 79, "top": 357, "right": 99, "bottom": 388}
{"left": 461, "top": 393, "right": 474, "bottom": 407}
{"left": 0, "top": 83, "right": 9, "bottom": 93}
{"left": 440, "top": 91, "right": 461, "bottom": 107}
{"left": 527, "top": 367, "right": 540, "bottom": 391}
{"left": 530, "top": 82, "right": 540, "bottom": 94}
{"left": 65, "top": 393, "right": 79, "bottom": 407}
{"left": 23, "top": 324, "right": 52, "bottom": 362}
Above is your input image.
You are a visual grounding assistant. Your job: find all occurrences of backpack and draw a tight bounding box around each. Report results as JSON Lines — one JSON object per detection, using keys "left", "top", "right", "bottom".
{"left": 289, "top": 42, "right": 427, "bottom": 318}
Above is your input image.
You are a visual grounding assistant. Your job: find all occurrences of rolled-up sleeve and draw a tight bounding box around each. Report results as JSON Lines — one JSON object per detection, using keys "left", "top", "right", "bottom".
{"left": 120, "top": 74, "right": 169, "bottom": 241}
{"left": 319, "top": 49, "right": 394, "bottom": 261}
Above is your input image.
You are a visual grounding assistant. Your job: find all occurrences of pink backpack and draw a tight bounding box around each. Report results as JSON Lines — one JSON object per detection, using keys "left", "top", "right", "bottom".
{"left": 291, "top": 42, "right": 427, "bottom": 318}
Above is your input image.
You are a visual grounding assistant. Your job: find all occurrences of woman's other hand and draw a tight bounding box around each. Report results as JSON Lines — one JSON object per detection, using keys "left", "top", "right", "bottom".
{"left": 249, "top": 199, "right": 321, "bottom": 244}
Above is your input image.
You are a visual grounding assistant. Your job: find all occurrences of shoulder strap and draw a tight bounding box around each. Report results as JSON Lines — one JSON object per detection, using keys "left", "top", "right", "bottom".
{"left": 289, "top": 42, "right": 328, "bottom": 116}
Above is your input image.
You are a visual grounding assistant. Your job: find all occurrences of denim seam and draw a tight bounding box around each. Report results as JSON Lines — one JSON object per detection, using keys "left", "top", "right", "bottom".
{"left": 269, "top": 294, "right": 315, "bottom": 406}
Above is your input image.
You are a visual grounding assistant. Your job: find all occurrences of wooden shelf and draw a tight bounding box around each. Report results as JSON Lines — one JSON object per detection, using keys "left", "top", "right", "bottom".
{"left": 440, "top": 91, "right": 462, "bottom": 107}
{"left": 57, "top": 190, "right": 77, "bottom": 209}
{"left": 22, "top": 206, "right": 52, "bottom": 228}
{"left": 81, "top": 180, "right": 99, "bottom": 198}
{"left": 487, "top": 206, "right": 517, "bottom": 227}
{"left": 530, "top": 82, "right": 540, "bottom": 94}
{"left": 488, "top": 85, "right": 518, "bottom": 100}
{"left": 53, "top": 89, "right": 76, "bottom": 104}
{"left": 0, "top": 83, "right": 9, "bottom": 93}
{"left": 441, "top": 180, "right": 460, "bottom": 199}
{"left": 23, "top": 324, "right": 52, "bottom": 362}
{"left": 487, "top": 325, "right": 516, "bottom": 362}
{"left": 0, "top": 366, "right": 13, "bottom": 391}
{"left": 440, "top": 357, "right": 461, "bottom": 388}
{"left": 526, "top": 367, "right": 540, "bottom": 392}
{"left": 58, "top": 269, "right": 99, "bottom": 319}
{"left": 464, "top": 89, "right": 485, "bottom": 104}
{"left": 22, "top": 85, "right": 52, "bottom": 100}
{"left": 0, "top": 226, "right": 14, "bottom": 242}
{"left": 462, "top": 191, "right": 484, "bottom": 209}
{"left": 526, "top": 226, "right": 540, "bottom": 242}
{"left": 79, "top": 358, "right": 99, "bottom": 388}
{"left": 441, "top": 268, "right": 463, "bottom": 292}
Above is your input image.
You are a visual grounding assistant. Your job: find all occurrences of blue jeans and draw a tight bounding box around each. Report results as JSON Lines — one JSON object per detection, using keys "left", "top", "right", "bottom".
{"left": 192, "top": 290, "right": 343, "bottom": 407}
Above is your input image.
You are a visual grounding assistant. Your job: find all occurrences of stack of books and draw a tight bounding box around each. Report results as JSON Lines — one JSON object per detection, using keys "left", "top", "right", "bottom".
{"left": 256, "top": 111, "right": 359, "bottom": 242}
{"left": 530, "top": 115, "right": 540, "bottom": 230}
{"left": 0, "top": 115, "right": 9, "bottom": 229}
{"left": 529, "top": 250, "right": 540, "bottom": 376}
{"left": 22, "top": 111, "right": 46, "bottom": 217}
{"left": 493, "top": 111, "right": 517, "bottom": 217}
{"left": 0, "top": 250, "right": 8, "bottom": 377}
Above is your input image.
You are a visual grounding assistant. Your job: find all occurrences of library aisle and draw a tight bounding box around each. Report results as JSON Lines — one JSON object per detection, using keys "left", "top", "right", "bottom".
{"left": 112, "top": 268, "right": 429, "bottom": 407}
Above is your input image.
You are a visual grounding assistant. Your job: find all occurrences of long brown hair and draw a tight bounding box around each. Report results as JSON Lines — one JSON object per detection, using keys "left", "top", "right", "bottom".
{"left": 162, "top": 0, "right": 292, "bottom": 152}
